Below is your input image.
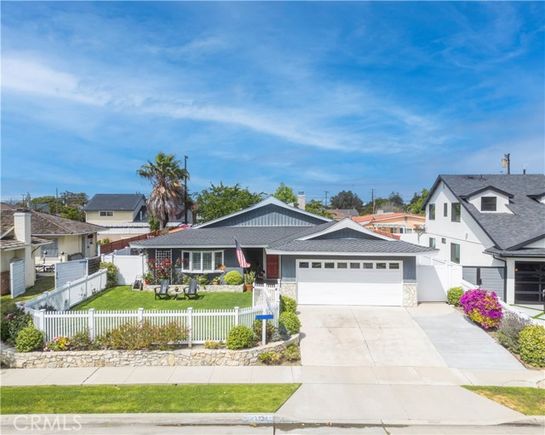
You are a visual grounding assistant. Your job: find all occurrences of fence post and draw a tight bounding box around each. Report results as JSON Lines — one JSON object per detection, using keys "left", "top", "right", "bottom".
{"left": 38, "top": 309, "right": 46, "bottom": 332}
{"left": 234, "top": 306, "right": 240, "bottom": 326}
{"left": 187, "top": 307, "right": 193, "bottom": 348}
{"left": 88, "top": 308, "right": 96, "bottom": 340}
{"left": 138, "top": 307, "right": 144, "bottom": 324}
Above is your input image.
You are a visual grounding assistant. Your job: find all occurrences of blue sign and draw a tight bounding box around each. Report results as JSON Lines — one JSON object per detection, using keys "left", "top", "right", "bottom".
{"left": 256, "top": 314, "right": 274, "bottom": 320}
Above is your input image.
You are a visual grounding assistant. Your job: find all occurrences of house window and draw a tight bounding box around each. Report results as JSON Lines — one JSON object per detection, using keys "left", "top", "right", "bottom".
{"left": 389, "top": 263, "right": 400, "bottom": 269}
{"left": 337, "top": 262, "right": 348, "bottom": 269}
{"left": 429, "top": 237, "right": 436, "bottom": 249}
{"left": 43, "top": 239, "right": 58, "bottom": 257}
{"left": 443, "top": 203, "right": 448, "bottom": 217}
{"left": 181, "top": 250, "right": 224, "bottom": 272}
{"left": 451, "top": 203, "right": 461, "bottom": 222}
{"left": 428, "top": 204, "right": 435, "bottom": 220}
{"left": 450, "top": 243, "right": 460, "bottom": 264}
{"left": 441, "top": 237, "right": 446, "bottom": 244}
{"left": 99, "top": 211, "right": 113, "bottom": 217}
{"left": 311, "top": 262, "right": 322, "bottom": 269}
{"left": 350, "top": 262, "right": 360, "bottom": 269}
{"left": 481, "top": 196, "right": 497, "bottom": 212}
{"left": 299, "top": 262, "right": 309, "bottom": 268}
{"left": 376, "top": 263, "right": 387, "bottom": 269}
{"left": 324, "top": 262, "right": 335, "bottom": 269}
{"left": 363, "top": 262, "right": 373, "bottom": 269}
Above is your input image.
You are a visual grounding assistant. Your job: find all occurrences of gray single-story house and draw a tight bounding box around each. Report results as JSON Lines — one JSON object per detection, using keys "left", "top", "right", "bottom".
{"left": 131, "top": 197, "right": 433, "bottom": 306}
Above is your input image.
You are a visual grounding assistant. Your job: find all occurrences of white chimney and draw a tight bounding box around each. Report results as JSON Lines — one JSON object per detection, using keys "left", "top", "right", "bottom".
{"left": 297, "top": 192, "right": 306, "bottom": 209}
{"left": 14, "top": 212, "right": 31, "bottom": 245}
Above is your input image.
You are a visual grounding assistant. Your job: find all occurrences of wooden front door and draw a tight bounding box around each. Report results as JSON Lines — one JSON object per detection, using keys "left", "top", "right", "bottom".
{"left": 266, "top": 255, "right": 280, "bottom": 279}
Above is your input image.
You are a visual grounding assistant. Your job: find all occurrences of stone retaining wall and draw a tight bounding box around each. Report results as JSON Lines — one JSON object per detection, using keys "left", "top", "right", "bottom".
{"left": 0, "top": 335, "right": 299, "bottom": 369}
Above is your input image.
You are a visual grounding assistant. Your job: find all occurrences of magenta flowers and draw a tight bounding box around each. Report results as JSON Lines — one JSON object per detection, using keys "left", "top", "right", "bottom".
{"left": 460, "top": 288, "right": 503, "bottom": 329}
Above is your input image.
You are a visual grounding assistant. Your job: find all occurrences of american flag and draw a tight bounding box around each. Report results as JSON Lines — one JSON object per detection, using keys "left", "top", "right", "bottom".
{"left": 234, "top": 238, "right": 250, "bottom": 268}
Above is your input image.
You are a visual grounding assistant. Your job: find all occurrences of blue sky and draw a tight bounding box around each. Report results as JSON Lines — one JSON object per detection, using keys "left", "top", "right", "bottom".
{"left": 2, "top": 2, "right": 544, "bottom": 204}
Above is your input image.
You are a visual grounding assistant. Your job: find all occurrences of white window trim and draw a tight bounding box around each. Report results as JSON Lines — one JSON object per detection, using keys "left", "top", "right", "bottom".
{"left": 99, "top": 211, "right": 113, "bottom": 216}
{"left": 296, "top": 259, "right": 402, "bottom": 272}
{"left": 182, "top": 250, "right": 224, "bottom": 273}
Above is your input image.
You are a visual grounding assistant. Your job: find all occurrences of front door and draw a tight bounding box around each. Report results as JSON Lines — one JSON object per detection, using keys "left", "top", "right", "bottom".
{"left": 515, "top": 262, "right": 545, "bottom": 305}
{"left": 266, "top": 255, "right": 279, "bottom": 279}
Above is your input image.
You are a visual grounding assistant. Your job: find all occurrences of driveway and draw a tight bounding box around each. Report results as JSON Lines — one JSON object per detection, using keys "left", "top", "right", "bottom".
{"left": 298, "top": 303, "right": 524, "bottom": 370}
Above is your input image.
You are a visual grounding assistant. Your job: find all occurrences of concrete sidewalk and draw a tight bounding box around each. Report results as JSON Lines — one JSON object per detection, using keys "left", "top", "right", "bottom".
{"left": 1, "top": 365, "right": 543, "bottom": 387}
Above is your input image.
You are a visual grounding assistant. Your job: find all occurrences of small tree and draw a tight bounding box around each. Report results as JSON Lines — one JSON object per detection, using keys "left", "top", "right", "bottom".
{"left": 274, "top": 183, "right": 297, "bottom": 205}
{"left": 406, "top": 188, "right": 429, "bottom": 215}
{"left": 305, "top": 200, "right": 332, "bottom": 218}
{"left": 330, "top": 191, "right": 363, "bottom": 210}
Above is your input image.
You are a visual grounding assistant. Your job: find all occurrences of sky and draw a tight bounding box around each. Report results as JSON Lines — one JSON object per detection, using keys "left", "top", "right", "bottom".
{"left": 1, "top": 2, "right": 544, "bottom": 204}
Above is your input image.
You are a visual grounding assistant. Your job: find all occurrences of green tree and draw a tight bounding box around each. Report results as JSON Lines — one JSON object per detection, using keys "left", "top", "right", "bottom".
{"left": 273, "top": 183, "right": 297, "bottom": 205}
{"left": 305, "top": 200, "right": 333, "bottom": 218}
{"left": 137, "top": 152, "right": 189, "bottom": 230}
{"left": 388, "top": 192, "right": 405, "bottom": 209}
{"left": 330, "top": 191, "right": 363, "bottom": 210}
{"left": 406, "top": 188, "right": 429, "bottom": 215}
{"left": 196, "top": 183, "right": 263, "bottom": 223}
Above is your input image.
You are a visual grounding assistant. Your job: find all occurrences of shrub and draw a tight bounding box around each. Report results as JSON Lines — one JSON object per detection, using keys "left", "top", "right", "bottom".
{"left": 224, "top": 270, "right": 243, "bottom": 286}
{"left": 226, "top": 325, "right": 255, "bottom": 350}
{"left": 204, "top": 340, "right": 223, "bottom": 349}
{"left": 253, "top": 320, "right": 275, "bottom": 342}
{"left": 70, "top": 330, "right": 93, "bottom": 351}
{"left": 519, "top": 325, "right": 545, "bottom": 367}
{"left": 447, "top": 287, "right": 464, "bottom": 306}
{"left": 497, "top": 312, "right": 529, "bottom": 354}
{"left": 279, "top": 312, "right": 301, "bottom": 335}
{"left": 96, "top": 321, "right": 187, "bottom": 350}
{"left": 258, "top": 351, "right": 282, "bottom": 365}
{"left": 197, "top": 274, "right": 209, "bottom": 286}
{"left": 100, "top": 262, "right": 118, "bottom": 288}
{"left": 1, "top": 308, "right": 33, "bottom": 345}
{"left": 45, "top": 336, "right": 71, "bottom": 352}
{"left": 460, "top": 289, "right": 503, "bottom": 329}
{"left": 283, "top": 344, "right": 301, "bottom": 362}
{"left": 15, "top": 325, "right": 44, "bottom": 352}
{"left": 280, "top": 296, "right": 297, "bottom": 314}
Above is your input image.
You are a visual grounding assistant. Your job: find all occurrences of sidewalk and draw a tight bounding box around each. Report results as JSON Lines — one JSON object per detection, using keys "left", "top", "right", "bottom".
{"left": 1, "top": 365, "right": 543, "bottom": 387}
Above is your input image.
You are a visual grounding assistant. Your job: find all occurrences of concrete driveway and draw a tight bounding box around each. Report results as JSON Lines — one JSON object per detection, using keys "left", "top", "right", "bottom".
{"left": 298, "top": 303, "right": 524, "bottom": 370}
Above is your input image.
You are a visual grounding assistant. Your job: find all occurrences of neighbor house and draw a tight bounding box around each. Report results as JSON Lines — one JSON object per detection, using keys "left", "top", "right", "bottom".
{"left": 353, "top": 212, "right": 425, "bottom": 236}
{"left": 131, "top": 196, "right": 433, "bottom": 306}
{"left": 0, "top": 210, "right": 51, "bottom": 294}
{"left": 1, "top": 203, "right": 101, "bottom": 268}
{"left": 421, "top": 174, "right": 545, "bottom": 306}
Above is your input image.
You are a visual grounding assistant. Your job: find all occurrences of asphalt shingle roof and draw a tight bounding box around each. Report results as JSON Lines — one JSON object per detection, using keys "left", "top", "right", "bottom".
{"left": 437, "top": 174, "right": 545, "bottom": 250}
{"left": 268, "top": 238, "right": 432, "bottom": 253}
{"left": 84, "top": 194, "right": 145, "bottom": 211}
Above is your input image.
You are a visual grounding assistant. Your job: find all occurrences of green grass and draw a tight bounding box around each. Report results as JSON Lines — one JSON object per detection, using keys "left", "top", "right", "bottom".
{"left": 1, "top": 275, "right": 55, "bottom": 316}
{"left": 0, "top": 384, "right": 300, "bottom": 414}
{"left": 464, "top": 386, "right": 545, "bottom": 415}
{"left": 73, "top": 285, "right": 252, "bottom": 311}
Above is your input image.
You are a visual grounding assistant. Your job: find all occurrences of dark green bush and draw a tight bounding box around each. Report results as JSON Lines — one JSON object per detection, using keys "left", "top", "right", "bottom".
{"left": 224, "top": 271, "right": 243, "bottom": 285}
{"left": 280, "top": 296, "right": 297, "bottom": 313}
{"left": 253, "top": 319, "right": 275, "bottom": 342}
{"left": 279, "top": 312, "right": 301, "bottom": 335}
{"left": 283, "top": 344, "right": 301, "bottom": 362}
{"left": 258, "top": 351, "right": 282, "bottom": 365}
{"left": 447, "top": 287, "right": 464, "bottom": 306}
{"left": 15, "top": 325, "right": 44, "bottom": 352}
{"left": 519, "top": 324, "right": 545, "bottom": 367}
{"left": 100, "top": 262, "right": 119, "bottom": 288}
{"left": 226, "top": 325, "right": 255, "bottom": 350}
{"left": 497, "top": 313, "right": 529, "bottom": 354}
{"left": 1, "top": 308, "right": 33, "bottom": 345}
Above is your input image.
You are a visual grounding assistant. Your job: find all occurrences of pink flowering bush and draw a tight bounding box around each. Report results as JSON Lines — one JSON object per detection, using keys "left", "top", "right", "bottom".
{"left": 460, "top": 289, "right": 503, "bottom": 329}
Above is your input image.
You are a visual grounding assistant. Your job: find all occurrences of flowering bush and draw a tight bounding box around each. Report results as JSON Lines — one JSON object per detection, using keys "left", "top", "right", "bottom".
{"left": 460, "top": 289, "right": 503, "bottom": 329}
{"left": 147, "top": 257, "right": 183, "bottom": 284}
{"left": 45, "top": 336, "right": 71, "bottom": 352}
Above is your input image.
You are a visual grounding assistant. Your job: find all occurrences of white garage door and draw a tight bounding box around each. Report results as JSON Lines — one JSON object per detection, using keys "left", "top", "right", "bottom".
{"left": 297, "top": 259, "right": 403, "bottom": 306}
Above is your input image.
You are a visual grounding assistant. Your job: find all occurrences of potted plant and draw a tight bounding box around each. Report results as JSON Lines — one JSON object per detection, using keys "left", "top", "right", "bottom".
{"left": 244, "top": 271, "right": 256, "bottom": 292}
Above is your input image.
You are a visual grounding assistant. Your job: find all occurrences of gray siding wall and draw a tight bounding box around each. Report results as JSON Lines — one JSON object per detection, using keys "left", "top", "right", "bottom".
{"left": 313, "top": 228, "right": 376, "bottom": 240}
{"left": 463, "top": 267, "right": 477, "bottom": 285}
{"left": 462, "top": 266, "right": 505, "bottom": 301}
{"left": 206, "top": 204, "right": 324, "bottom": 227}
{"left": 146, "top": 248, "right": 242, "bottom": 272}
{"left": 281, "top": 255, "right": 416, "bottom": 282}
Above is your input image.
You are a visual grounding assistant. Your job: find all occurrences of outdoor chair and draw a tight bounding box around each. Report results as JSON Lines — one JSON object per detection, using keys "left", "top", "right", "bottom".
{"left": 154, "top": 280, "right": 170, "bottom": 300}
{"left": 183, "top": 278, "right": 199, "bottom": 299}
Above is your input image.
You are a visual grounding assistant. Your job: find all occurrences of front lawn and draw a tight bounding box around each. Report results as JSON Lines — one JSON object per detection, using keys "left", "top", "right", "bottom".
{"left": 464, "top": 386, "right": 545, "bottom": 415}
{"left": 0, "top": 384, "right": 300, "bottom": 414}
{"left": 1, "top": 275, "right": 55, "bottom": 316}
{"left": 73, "top": 286, "right": 252, "bottom": 310}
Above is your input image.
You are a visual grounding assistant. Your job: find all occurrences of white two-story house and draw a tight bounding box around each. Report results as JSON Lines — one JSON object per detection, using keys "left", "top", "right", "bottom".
{"left": 422, "top": 174, "right": 545, "bottom": 306}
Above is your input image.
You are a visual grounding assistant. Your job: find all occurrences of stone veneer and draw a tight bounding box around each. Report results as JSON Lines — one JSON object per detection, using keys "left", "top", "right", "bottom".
{"left": 280, "top": 282, "right": 297, "bottom": 300}
{"left": 0, "top": 335, "right": 299, "bottom": 369}
{"left": 402, "top": 282, "right": 417, "bottom": 307}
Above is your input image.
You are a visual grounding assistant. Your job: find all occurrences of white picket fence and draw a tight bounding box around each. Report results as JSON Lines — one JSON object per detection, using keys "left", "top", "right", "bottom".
{"left": 25, "top": 269, "right": 108, "bottom": 311}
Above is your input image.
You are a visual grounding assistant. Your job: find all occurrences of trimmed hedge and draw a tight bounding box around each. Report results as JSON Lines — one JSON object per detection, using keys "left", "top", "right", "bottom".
{"left": 226, "top": 325, "right": 255, "bottom": 350}
{"left": 447, "top": 287, "right": 464, "bottom": 306}
{"left": 519, "top": 324, "right": 545, "bottom": 367}
{"left": 280, "top": 296, "right": 297, "bottom": 314}
{"left": 279, "top": 312, "right": 301, "bottom": 335}
{"left": 15, "top": 325, "right": 44, "bottom": 352}
{"left": 224, "top": 271, "right": 244, "bottom": 286}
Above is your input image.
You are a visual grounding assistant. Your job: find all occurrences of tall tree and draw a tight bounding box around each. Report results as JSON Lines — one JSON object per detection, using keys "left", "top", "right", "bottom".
{"left": 388, "top": 192, "right": 404, "bottom": 209}
{"left": 305, "top": 199, "right": 333, "bottom": 218}
{"left": 273, "top": 182, "right": 297, "bottom": 205}
{"left": 330, "top": 190, "right": 363, "bottom": 210}
{"left": 196, "top": 183, "right": 263, "bottom": 223}
{"left": 137, "top": 152, "right": 188, "bottom": 230}
{"left": 406, "top": 188, "right": 429, "bottom": 215}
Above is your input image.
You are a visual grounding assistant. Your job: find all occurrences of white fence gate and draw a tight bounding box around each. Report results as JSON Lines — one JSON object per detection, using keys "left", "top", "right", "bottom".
{"left": 101, "top": 253, "right": 146, "bottom": 285}
{"left": 416, "top": 255, "right": 462, "bottom": 302}
{"left": 55, "top": 259, "right": 88, "bottom": 289}
{"left": 10, "top": 259, "right": 25, "bottom": 297}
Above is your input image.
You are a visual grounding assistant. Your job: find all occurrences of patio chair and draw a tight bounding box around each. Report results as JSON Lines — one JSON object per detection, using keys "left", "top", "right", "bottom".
{"left": 183, "top": 278, "right": 199, "bottom": 299}
{"left": 154, "top": 280, "right": 170, "bottom": 300}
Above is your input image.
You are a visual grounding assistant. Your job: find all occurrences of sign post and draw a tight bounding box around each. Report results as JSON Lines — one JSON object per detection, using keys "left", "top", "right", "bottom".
{"left": 256, "top": 313, "right": 274, "bottom": 345}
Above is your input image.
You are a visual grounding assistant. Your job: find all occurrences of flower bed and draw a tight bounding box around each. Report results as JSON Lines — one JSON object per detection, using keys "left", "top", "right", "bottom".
{"left": 460, "top": 288, "right": 503, "bottom": 329}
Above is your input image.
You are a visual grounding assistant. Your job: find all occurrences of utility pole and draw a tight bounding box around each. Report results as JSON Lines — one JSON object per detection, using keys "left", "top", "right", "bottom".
{"left": 501, "top": 153, "right": 511, "bottom": 174}
{"left": 184, "top": 155, "right": 189, "bottom": 224}
{"left": 371, "top": 188, "right": 375, "bottom": 214}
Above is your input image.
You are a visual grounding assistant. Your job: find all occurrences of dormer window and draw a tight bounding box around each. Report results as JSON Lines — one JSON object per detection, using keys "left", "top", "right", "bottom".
{"left": 481, "top": 196, "right": 497, "bottom": 212}
{"left": 428, "top": 204, "right": 435, "bottom": 220}
{"left": 451, "top": 203, "right": 461, "bottom": 222}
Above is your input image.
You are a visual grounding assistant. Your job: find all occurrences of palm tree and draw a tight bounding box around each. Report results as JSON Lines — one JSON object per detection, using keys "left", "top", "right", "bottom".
{"left": 137, "top": 152, "right": 189, "bottom": 230}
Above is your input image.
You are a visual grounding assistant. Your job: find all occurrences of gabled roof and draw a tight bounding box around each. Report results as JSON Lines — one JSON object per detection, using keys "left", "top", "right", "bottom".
{"left": 425, "top": 174, "right": 545, "bottom": 250}
{"left": 298, "top": 218, "right": 392, "bottom": 241}
{"left": 84, "top": 194, "right": 145, "bottom": 211}
{"left": 459, "top": 185, "right": 514, "bottom": 199}
{"left": 196, "top": 196, "right": 331, "bottom": 228}
{"left": 1, "top": 209, "right": 102, "bottom": 236}
{"left": 353, "top": 212, "right": 425, "bottom": 224}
